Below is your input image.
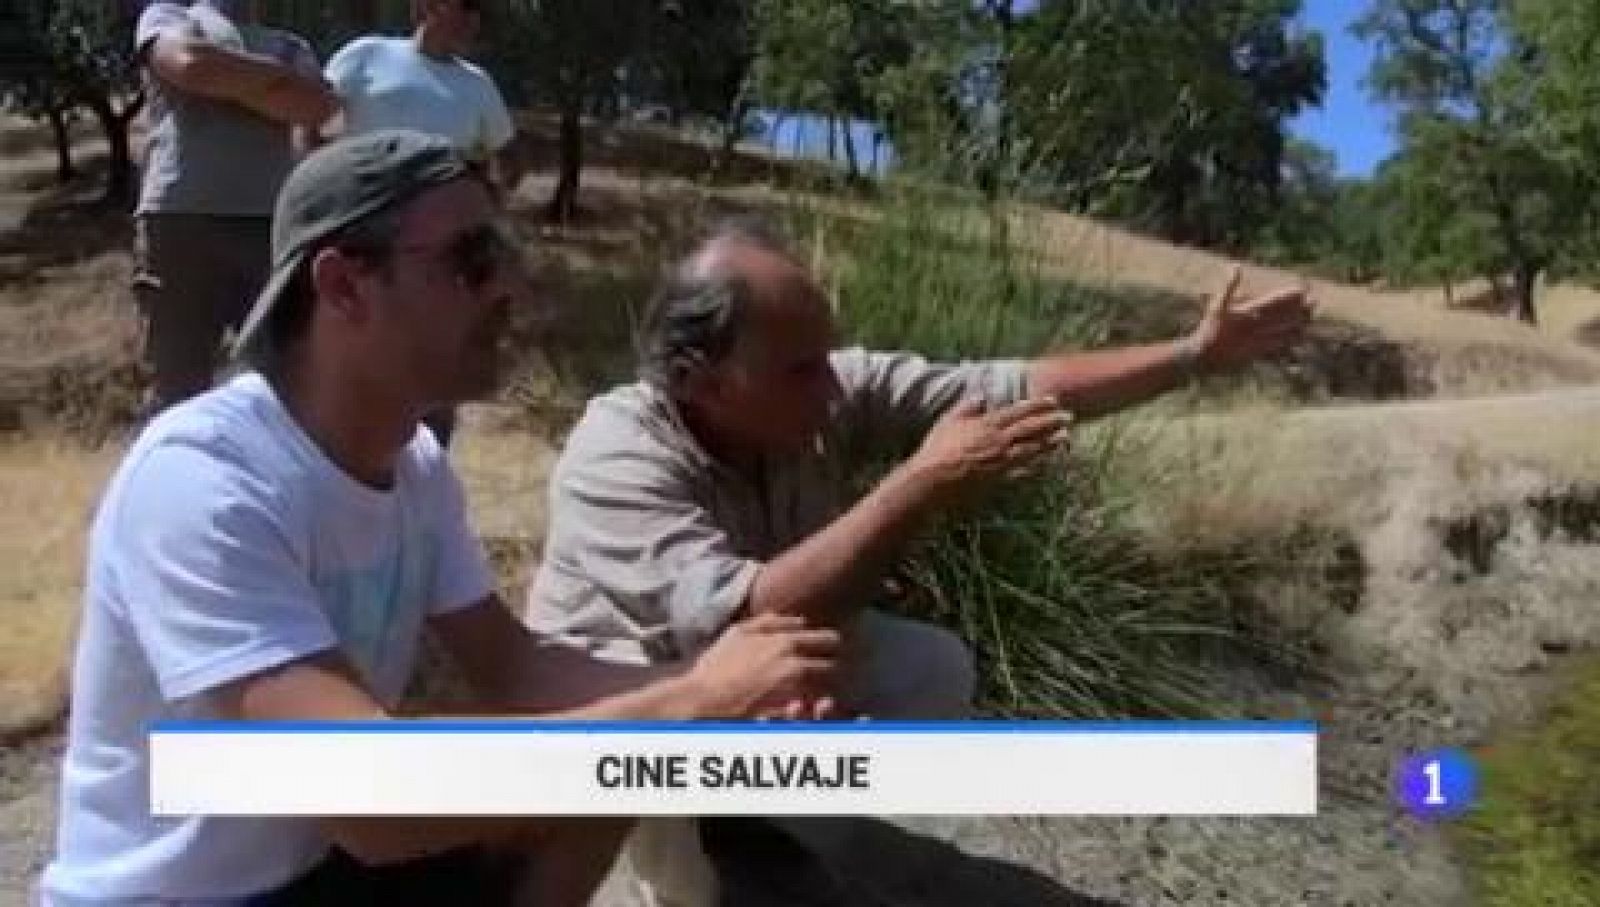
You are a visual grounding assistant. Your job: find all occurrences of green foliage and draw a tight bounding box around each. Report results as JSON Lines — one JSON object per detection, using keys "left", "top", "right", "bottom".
{"left": 493, "top": 0, "right": 646, "bottom": 114}
{"left": 1005, "top": 0, "right": 1325, "bottom": 251}
{"left": 1457, "top": 659, "right": 1600, "bottom": 905}
{"left": 825, "top": 191, "right": 1112, "bottom": 358}
{"left": 750, "top": 0, "right": 923, "bottom": 180}
{"left": 1510, "top": 0, "right": 1600, "bottom": 279}
{"left": 494, "top": 0, "right": 650, "bottom": 218}
{"left": 635, "top": 0, "right": 756, "bottom": 148}
{"left": 0, "top": 2, "right": 136, "bottom": 113}
{"left": 0, "top": 0, "right": 142, "bottom": 201}
{"left": 1514, "top": 0, "right": 1600, "bottom": 175}
{"left": 1252, "top": 139, "right": 1388, "bottom": 282}
{"left": 902, "top": 473, "right": 1267, "bottom": 718}
{"left": 1355, "top": 0, "right": 1577, "bottom": 322}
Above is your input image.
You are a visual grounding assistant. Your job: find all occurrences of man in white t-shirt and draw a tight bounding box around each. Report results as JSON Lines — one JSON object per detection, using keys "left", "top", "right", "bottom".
{"left": 38, "top": 130, "right": 839, "bottom": 907}
{"left": 324, "top": 0, "right": 521, "bottom": 192}
{"left": 323, "top": 0, "right": 522, "bottom": 448}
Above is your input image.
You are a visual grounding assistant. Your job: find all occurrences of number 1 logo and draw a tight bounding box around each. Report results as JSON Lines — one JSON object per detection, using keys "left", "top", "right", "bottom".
{"left": 1422, "top": 759, "right": 1445, "bottom": 806}
{"left": 1398, "top": 749, "right": 1477, "bottom": 820}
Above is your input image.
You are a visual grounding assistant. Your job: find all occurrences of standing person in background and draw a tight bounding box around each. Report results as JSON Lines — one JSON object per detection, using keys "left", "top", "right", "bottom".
{"left": 323, "top": 0, "right": 525, "bottom": 448}
{"left": 133, "top": 0, "right": 337, "bottom": 414}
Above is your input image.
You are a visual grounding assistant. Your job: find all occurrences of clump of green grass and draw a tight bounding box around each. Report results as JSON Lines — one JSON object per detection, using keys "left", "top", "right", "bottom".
{"left": 1456, "top": 658, "right": 1600, "bottom": 905}
{"left": 807, "top": 185, "right": 1118, "bottom": 359}
{"left": 899, "top": 454, "right": 1276, "bottom": 718}
{"left": 794, "top": 182, "right": 1298, "bottom": 717}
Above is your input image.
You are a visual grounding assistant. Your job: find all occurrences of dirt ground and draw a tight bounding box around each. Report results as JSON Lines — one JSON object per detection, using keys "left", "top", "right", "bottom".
{"left": 6, "top": 114, "right": 1600, "bottom": 905}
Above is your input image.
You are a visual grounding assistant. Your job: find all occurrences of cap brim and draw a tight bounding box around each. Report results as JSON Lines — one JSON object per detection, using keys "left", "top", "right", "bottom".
{"left": 230, "top": 248, "right": 305, "bottom": 363}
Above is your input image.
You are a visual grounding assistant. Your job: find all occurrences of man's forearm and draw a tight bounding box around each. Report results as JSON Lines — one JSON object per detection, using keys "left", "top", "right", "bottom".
{"left": 235, "top": 72, "right": 337, "bottom": 127}
{"left": 482, "top": 647, "right": 700, "bottom": 718}
{"left": 1028, "top": 338, "right": 1196, "bottom": 420}
{"left": 330, "top": 672, "right": 702, "bottom": 864}
{"left": 746, "top": 463, "right": 939, "bottom": 623}
{"left": 162, "top": 41, "right": 334, "bottom": 125}
{"left": 165, "top": 40, "right": 298, "bottom": 99}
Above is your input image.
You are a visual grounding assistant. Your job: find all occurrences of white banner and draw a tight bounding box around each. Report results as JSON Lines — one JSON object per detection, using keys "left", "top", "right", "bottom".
{"left": 150, "top": 721, "right": 1316, "bottom": 817}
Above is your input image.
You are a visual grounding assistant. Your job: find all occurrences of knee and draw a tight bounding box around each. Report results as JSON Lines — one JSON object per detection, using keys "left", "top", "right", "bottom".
{"left": 916, "top": 624, "right": 978, "bottom": 717}
{"left": 875, "top": 621, "right": 975, "bottom": 719}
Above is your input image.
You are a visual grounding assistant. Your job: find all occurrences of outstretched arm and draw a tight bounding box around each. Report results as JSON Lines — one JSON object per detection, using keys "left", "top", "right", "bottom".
{"left": 1028, "top": 269, "right": 1313, "bottom": 419}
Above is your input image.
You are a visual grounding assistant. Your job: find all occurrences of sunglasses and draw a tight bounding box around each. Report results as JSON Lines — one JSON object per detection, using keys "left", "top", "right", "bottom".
{"left": 386, "top": 222, "right": 525, "bottom": 292}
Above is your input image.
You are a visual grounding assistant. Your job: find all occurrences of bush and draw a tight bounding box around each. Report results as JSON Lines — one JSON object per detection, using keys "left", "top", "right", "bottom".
{"left": 794, "top": 181, "right": 1293, "bottom": 717}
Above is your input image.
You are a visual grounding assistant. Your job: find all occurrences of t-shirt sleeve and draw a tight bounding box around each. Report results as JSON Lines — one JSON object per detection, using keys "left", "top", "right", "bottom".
{"left": 478, "top": 71, "right": 515, "bottom": 152}
{"left": 134, "top": 2, "right": 193, "bottom": 60}
{"left": 831, "top": 346, "right": 1032, "bottom": 452}
{"left": 548, "top": 434, "right": 759, "bottom": 655}
{"left": 286, "top": 34, "right": 321, "bottom": 79}
{"left": 426, "top": 455, "right": 496, "bottom": 617}
{"left": 323, "top": 38, "right": 366, "bottom": 95}
{"left": 110, "top": 443, "right": 339, "bottom": 703}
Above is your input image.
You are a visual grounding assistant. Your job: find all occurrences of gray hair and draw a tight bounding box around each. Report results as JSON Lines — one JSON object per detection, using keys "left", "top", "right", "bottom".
{"left": 636, "top": 216, "right": 794, "bottom": 393}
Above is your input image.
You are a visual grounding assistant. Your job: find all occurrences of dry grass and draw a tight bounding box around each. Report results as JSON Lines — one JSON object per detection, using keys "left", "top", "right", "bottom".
{"left": 1021, "top": 207, "right": 1600, "bottom": 398}
{"left": 5, "top": 112, "right": 1600, "bottom": 723}
{"left": 1540, "top": 282, "right": 1600, "bottom": 347}
{"left": 0, "top": 439, "right": 119, "bottom": 738}
{"left": 1118, "top": 383, "right": 1600, "bottom": 556}
{"left": 449, "top": 409, "right": 559, "bottom": 605}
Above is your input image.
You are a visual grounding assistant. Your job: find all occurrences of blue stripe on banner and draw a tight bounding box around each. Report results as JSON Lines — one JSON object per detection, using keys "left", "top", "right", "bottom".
{"left": 151, "top": 719, "right": 1317, "bottom": 735}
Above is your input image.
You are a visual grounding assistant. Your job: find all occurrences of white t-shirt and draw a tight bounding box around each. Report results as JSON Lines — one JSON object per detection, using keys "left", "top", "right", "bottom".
{"left": 325, "top": 36, "right": 514, "bottom": 163}
{"left": 39, "top": 374, "right": 495, "bottom": 905}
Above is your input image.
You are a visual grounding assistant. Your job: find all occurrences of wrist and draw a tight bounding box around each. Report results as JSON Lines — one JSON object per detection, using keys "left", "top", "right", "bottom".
{"left": 888, "top": 458, "right": 953, "bottom": 507}
{"left": 668, "top": 670, "right": 723, "bottom": 720}
{"left": 1173, "top": 333, "right": 1208, "bottom": 381}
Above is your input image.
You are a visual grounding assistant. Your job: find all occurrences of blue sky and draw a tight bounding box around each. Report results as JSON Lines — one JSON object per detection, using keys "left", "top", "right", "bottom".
{"left": 1292, "top": 0, "right": 1393, "bottom": 177}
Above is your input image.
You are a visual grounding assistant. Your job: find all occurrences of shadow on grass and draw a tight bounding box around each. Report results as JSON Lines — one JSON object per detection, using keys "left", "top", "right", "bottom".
{"left": 1571, "top": 314, "right": 1600, "bottom": 351}
{"left": 0, "top": 159, "right": 131, "bottom": 289}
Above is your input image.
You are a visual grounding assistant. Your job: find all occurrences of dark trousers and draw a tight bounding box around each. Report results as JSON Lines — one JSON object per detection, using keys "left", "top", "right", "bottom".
{"left": 132, "top": 214, "right": 271, "bottom": 414}
{"left": 246, "top": 847, "right": 524, "bottom": 906}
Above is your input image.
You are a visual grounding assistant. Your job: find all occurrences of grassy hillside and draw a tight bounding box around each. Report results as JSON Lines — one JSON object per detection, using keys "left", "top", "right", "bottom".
{"left": 6, "top": 112, "right": 1600, "bottom": 903}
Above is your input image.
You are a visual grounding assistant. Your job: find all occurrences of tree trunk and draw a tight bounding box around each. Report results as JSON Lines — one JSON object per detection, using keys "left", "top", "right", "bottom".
{"left": 715, "top": 93, "right": 748, "bottom": 172}
{"left": 841, "top": 117, "right": 860, "bottom": 182}
{"left": 546, "top": 101, "right": 582, "bottom": 223}
{"left": 46, "top": 104, "right": 75, "bottom": 184}
{"left": 1510, "top": 263, "right": 1539, "bottom": 326}
{"left": 85, "top": 92, "right": 134, "bottom": 205}
{"left": 984, "top": 0, "right": 1016, "bottom": 201}
{"left": 718, "top": 117, "right": 740, "bottom": 162}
